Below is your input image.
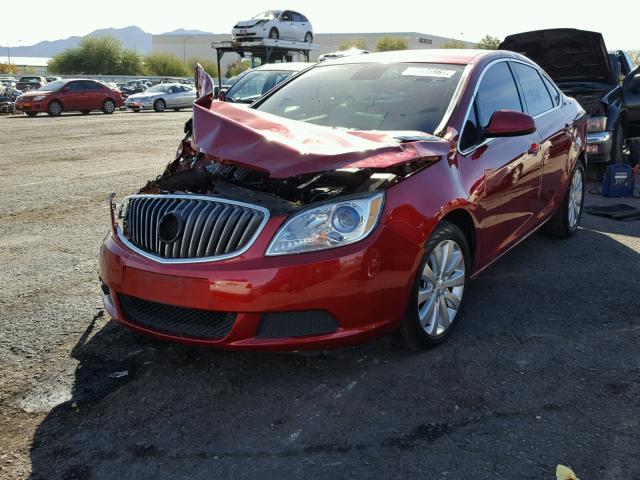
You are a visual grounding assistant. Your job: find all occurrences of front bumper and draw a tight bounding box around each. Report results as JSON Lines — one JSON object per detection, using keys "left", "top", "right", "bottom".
{"left": 126, "top": 100, "right": 154, "bottom": 110}
{"left": 15, "top": 100, "right": 46, "bottom": 112}
{"left": 99, "top": 220, "right": 421, "bottom": 350}
{"left": 586, "top": 130, "right": 612, "bottom": 163}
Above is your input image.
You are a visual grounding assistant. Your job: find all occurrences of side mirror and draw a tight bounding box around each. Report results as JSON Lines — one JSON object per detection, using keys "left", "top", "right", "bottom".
{"left": 218, "top": 91, "right": 226, "bottom": 101}
{"left": 482, "top": 110, "right": 536, "bottom": 138}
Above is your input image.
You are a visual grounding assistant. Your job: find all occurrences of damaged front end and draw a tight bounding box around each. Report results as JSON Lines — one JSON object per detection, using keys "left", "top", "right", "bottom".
{"left": 112, "top": 64, "right": 451, "bottom": 260}
{"left": 139, "top": 70, "right": 449, "bottom": 212}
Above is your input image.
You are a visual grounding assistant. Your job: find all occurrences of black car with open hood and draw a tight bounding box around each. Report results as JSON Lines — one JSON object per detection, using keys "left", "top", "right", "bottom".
{"left": 500, "top": 29, "right": 640, "bottom": 166}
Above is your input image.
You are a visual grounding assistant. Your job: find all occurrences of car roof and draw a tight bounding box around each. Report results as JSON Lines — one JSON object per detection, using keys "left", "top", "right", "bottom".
{"left": 321, "top": 49, "right": 508, "bottom": 66}
{"left": 252, "top": 62, "right": 313, "bottom": 72}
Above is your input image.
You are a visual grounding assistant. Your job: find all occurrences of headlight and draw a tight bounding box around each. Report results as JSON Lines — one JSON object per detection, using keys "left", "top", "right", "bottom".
{"left": 266, "top": 193, "right": 384, "bottom": 256}
{"left": 33, "top": 95, "right": 46, "bottom": 101}
{"left": 587, "top": 116, "right": 607, "bottom": 132}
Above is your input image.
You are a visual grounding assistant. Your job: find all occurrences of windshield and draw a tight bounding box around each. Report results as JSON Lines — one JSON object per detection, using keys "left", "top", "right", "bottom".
{"left": 38, "top": 80, "right": 66, "bottom": 91}
{"left": 252, "top": 10, "right": 280, "bottom": 20}
{"left": 145, "top": 84, "right": 171, "bottom": 93}
{"left": 226, "top": 70, "right": 294, "bottom": 104}
{"left": 257, "top": 62, "right": 464, "bottom": 133}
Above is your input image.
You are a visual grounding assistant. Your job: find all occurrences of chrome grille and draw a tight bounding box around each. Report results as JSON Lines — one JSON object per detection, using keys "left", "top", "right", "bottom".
{"left": 120, "top": 195, "right": 268, "bottom": 263}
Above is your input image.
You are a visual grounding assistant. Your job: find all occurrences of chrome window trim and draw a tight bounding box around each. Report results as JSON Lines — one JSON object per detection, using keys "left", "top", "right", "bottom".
{"left": 115, "top": 193, "right": 271, "bottom": 265}
{"left": 457, "top": 58, "right": 562, "bottom": 156}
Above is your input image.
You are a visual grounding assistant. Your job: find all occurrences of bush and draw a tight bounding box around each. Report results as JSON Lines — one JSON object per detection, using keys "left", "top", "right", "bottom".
{"left": 476, "top": 35, "right": 501, "bottom": 50}
{"left": 187, "top": 57, "right": 219, "bottom": 78}
{"left": 144, "top": 53, "right": 189, "bottom": 76}
{"left": 338, "top": 38, "right": 369, "bottom": 51}
{"left": 376, "top": 36, "right": 408, "bottom": 52}
{"left": 0, "top": 62, "right": 17, "bottom": 74}
{"left": 48, "top": 36, "right": 144, "bottom": 75}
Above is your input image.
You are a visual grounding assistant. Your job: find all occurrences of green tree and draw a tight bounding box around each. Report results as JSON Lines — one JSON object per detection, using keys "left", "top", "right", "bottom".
{"left": 48, "top": 36, "right": 143, "bottom": 74}
{"left": 187, "top": 57, "right": 219, "bottom": 78}
{"left": 476, "top": 34, "right": 501, "bottom": 50}
{"left": 226, "top": 60, "right": 251, "bottom": 78}
{"left": 441, "top": 39, "right": 467, "bottom": 49}
{"left": 338, "top": 38, "right": 369, "bottom": 51}
{"left": 144, "top": 53, "right": 189, "bottom": 76}
{"left": 376, "top": 36, "right": 409, "bottom": 52}
{"left": 0, "top": 62, "right": 17, "bottom": 74}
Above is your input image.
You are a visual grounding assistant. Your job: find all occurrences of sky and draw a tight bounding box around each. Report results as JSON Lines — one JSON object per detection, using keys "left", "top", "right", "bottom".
{"left": 3, "top": 0, "right": 639, "bottom": 50}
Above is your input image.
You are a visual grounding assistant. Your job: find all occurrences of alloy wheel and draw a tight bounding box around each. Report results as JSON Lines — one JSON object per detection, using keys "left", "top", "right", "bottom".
{"left": 104, "top": 100, "right": 115, "bottom": 113}
{"left": 568, "top": 167, "right": 583, "bottom": 228}
{"left": 418, "top": 239, "right": 465, "bottom": 337}
{"left": 48, "top": 102, "right": 62, "bottom": 116}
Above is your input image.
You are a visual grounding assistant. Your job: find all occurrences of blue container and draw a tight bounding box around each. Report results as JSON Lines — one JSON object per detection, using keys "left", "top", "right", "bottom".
{"left": 602, "top": 164, "right": 635, "bottom": 197}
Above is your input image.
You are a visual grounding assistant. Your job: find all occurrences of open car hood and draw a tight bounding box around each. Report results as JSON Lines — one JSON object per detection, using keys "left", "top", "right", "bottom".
{"left": 191, "top": 99, "right": 450, "bottom": 178}
{"left": 500, "top": 29, "right": 614, "bottom": 85}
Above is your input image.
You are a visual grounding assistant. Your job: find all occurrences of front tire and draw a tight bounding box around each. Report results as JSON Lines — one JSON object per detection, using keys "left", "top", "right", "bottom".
{"left": 102, "top": 99, "right": 116, "bottom": 114}
{"left": 47, "top": 100, "right": 63, "bottom": 117}
{"left": 153, "top": 99, "right": 166, "bottom": 112}
{"left": 395, "top": 221, "right": 470, "bottom": 350}
{"left": 542, "top": 161, "right": 585, "bottom": 238}
{"left": 304, "top": 32, "right": 313, "bottom": 43}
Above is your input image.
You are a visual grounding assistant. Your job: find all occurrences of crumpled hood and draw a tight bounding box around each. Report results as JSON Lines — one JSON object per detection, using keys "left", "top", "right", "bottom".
{"left": 234, "top": 19, "right": 264, "bottom": 28}
{"left": 500, "top": 29, "right": 613, "bottom": 85}
{"left": 192, "top": 100, "right": 451, "bottom": 178}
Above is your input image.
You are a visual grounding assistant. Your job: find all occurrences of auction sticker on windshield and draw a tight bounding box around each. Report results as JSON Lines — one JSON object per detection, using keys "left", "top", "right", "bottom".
{"left": 401, "top": 67, "right": 457, "bottom": 78}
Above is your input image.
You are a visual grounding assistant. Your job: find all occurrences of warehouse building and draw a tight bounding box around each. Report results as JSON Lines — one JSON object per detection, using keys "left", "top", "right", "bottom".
{"left": 152, "top": 32, "right": 475, "bottom": 72}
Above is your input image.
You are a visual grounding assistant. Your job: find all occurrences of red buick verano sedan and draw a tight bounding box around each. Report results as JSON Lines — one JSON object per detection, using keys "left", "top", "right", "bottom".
{"left": 15, "top": 79, "right": 123, "bottom": 116}
{"left": 99, "top": 50, "right": 586, "bottom": 351}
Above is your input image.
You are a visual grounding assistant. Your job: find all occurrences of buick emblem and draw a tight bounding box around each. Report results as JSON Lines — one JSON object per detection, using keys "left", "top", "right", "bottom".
{"left": 158, "top": 211, "right": 183, "bottom": 243}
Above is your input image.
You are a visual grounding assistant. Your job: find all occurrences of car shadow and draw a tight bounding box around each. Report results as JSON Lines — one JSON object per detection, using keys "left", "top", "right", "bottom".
{"left": 28, "top": 227, "right": 640, "bottom": 479}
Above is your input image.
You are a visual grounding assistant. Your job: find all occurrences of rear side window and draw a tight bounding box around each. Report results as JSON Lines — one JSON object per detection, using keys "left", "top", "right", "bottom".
{"left": 541, "top": 75, "right": 560, "bottom": 106}
{"left": 291, "top": 12, "right": 303, "bottom": 22}
{"left": 511, "top": 63, "right": 554, "bottom": 116}
{"left": 475, "top": 62, "right": 522, "bottom": 128}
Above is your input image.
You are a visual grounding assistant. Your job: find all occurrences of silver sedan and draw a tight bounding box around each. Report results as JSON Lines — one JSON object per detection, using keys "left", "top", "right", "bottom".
{"left": 126, "top": 83, "right": 196, "bottom": 112}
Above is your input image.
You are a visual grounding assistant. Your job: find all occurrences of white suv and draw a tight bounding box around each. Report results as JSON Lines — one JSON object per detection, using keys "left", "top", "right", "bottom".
{"left": 232, "top": 10, "right": 313, "bottom": 43}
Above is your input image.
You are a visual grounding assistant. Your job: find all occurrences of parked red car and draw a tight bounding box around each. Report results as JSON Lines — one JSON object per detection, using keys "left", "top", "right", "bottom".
{"left": 99, "top": 50, "right": 586, "bottom": 351}
{"left": 15, "top": 79, "right": 123, "bottom": 117}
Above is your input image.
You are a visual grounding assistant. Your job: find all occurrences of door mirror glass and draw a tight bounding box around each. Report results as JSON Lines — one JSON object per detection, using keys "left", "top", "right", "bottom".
{"left": 483, "top": 110, "right": 536, "bottom": 138}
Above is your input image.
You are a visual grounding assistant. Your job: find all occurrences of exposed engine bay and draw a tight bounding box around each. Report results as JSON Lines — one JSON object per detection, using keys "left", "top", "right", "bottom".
{"left": 140, "top": 118, "right": 439, "bottom": 214}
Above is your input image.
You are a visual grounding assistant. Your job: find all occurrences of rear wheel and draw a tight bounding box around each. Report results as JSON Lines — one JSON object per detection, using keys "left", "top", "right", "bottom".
{"left": 47, "top": 100, "right": 63, "bottom": 117}
{"left": 269, "top": 28, "right": 279, "bottom": 39}
{"left": 153, "top": 99, "right": 166, "bottom": 112}
{"left": 395, "top": 221, "right": 470, "bottom": 350}
{"left": 25, "top": 112, "right": 38, "bottom": 117}
{"left": 542, "top": 162, "right": 585, "bottom": 238}
{"left": 102, "top": 99, "right": 116, "bottom": 114}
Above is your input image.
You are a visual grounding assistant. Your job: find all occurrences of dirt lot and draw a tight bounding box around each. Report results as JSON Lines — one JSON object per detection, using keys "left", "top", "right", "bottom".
{"left": 0, "top": 110, "right": 639, "bottom": 479}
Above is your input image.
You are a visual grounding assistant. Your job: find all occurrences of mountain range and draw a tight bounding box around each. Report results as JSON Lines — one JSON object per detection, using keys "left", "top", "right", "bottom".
{"left": 1, "top": 26, "right": 214, "bottom": 57}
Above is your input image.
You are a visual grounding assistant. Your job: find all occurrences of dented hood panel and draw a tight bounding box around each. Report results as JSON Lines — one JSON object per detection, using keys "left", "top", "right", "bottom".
{"left": 192, "top": 100, "right": 451, "bottom": 178}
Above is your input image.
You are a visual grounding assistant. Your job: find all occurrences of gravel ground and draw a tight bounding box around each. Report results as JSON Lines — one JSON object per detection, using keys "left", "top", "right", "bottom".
{"left": 0, "top": 110, "right": 639, "bottom": 480}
